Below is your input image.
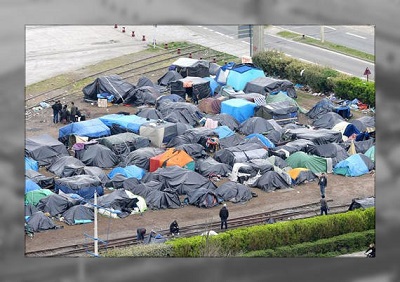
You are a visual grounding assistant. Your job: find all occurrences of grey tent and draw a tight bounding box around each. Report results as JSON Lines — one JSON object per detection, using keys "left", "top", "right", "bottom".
{"left": 97, "top": 132, "right": 150, "bottom": 157}
{"left": 214, "top": 142, "right": 269, "bottom": 167}
{"left": 252, "top": 171, "right": 292, "bottom": 192}
{"left": 206, "top": 113, "right": 240, "bottom": 131}
{"left": 170, "top": 57, "right": 210, "bottom": 78}
{"left": 348, "top": 197, "right": 375, "bottom": 211}
{"left": 122, "top": 147, "right": 165, "bottom": 170}
{"left": 82, "top": 75, "right": 134, "bottom": 103}
{"left": 157, "top": 70, "right": 184, "bottom": 86}
{"left": 36, "top": 193, "right": 75, "bottom": 217}
{"left": 55, "top": 175, "right": 104, "bottom": 199}
{"left": 25, "top": 134, "right": 69, "bottom": 167}
{"left": 283, "top": 127, "right": 343, "bottom": 145}
{"left": 244, "top": 76, "right": 297, "bottom": 98}
{"left": 175, "top": 143, "right": 207, "bottom": 159}
{"left": 254, "top": 101, "right": 298, "bottom": 124}
{"left": 156, "top": 100, "right": 204, "bottom": 126}
{"left": 196, "top": 157, "right": 232, "bottom": 177}
{"left": 26, "top": 211, "right": 58, "bottom": 232}
{"left": 123, "top": 178, "right": 182, "bottom": 210}
{"left": 124, "top": 86, "right": 162, "bottom": 106}
{"left": 166, "top": 127, "right": 217, "bottom": 148}
{"left": 47, "top": 156, "right": 85, "bottom": 177}
{"left": 186, "top": 187, "right": 221, "bottom": 208}
{"left": 238, "top": 117, "right": 277, "bottom": 135}
{"left": 312, "top": 112, "right": 344, "bottom": 129}
{"left": 76, "top": 143, "right": 120, "bottom": 168}
{"left": 142, "top": 166, "right": 216, "bottom": 195}
{"left": 139, "top": 121, "right": 179, "bottom": 147}
{"left": 344, "top": 138, "right": 375, "bottom": 154}
{"left": 351, "top": 116, "right": 375, "bottom": 133}
{"left": 25, "top": 204, "right": 39, "bottom": 217}
{"left": 305, "top": 143, "right": 349, "bottom": 166}
{"left": 135, "top": 108, "right": 164, "bottom": 120}
{"left": 219, "top": 133, "right": 245, "bottom": 149}
{"left": 63, "top": 166, "right": 109, "bottom": 184}
{"left": 105, "top": 174, "right": 130, "bottom": 189}
{"left": 214, "top": 181, "right": 253, "bottom": 203}
{"left": 25, "top": 169, "right": 54, "bottom": 189}
{"left": 62, "top": 205, "right": 94, "bottom": 225}
{"left": 272, "top": 139, "right": 315, "bottom": 158}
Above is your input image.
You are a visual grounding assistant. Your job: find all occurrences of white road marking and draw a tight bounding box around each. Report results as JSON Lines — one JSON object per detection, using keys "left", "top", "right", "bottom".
{"left": 324, "top": 26, "right": 336, "bottom": 30}
{"left": 242, "top": 41, "right": 250, "bottom": 45}
{"left": 346, "top": 32, "right": 366, "bottom": 39}
{"left": 215, "top": 31, "right": 224, "bottom": 36}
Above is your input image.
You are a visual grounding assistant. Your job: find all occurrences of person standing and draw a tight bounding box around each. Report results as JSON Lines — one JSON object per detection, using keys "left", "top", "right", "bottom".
{"left": 318, "top": 172, "right": 328, "bottom": 197}
{"left": 51, "top": 100, "right": 61, "bottom": 124}
{"left": 70, "top": 102, "right": 77, "bottom": 122}
{"left": 60, "top": 104, "right": 70, "bottom": 124}
{"left": 320, "top": 195, "right": 329, "bottom": 215}
{"left": 219, "top": 203, "right": 229, "bottom": 229}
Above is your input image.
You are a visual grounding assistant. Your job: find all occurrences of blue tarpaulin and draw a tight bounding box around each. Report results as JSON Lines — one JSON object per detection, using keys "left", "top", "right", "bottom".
{"left": 108, "top": 165, "right": 146, "bottom": 180}
{"left": 59, "top": 118, "right": 110, "bottom": 139}
{"left": 99, "top": 114, "right": 154, "bottom": 134}
{"left": 221, "top": 99, "right": 257, "bottom": 123}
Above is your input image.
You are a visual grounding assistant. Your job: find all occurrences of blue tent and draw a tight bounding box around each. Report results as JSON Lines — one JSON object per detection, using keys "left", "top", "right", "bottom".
{"left": 215, "top": 63, "right": 265, "bottom": 91}
{"left": 333, "top": 153, "right": 374, "bottom": 177}
{"left": 245, "top": 133, "right": 275, "bottom": 148}
{"left": 59, "top": 118, "right": 110, "bottom": 139}
{"left": 99, "top": 114, "right": 154, "bottom": 134}
{"left": 202, "top": 77, "right": 220, "bottom": 95}
{"left": 221, "top": 99, "right": 257, "bottom": 123}
{"left": 25, "top": 179, "right": 41, "bottom": 193}
{"left": 108, "top": 165, "right": 146, "bottom": 180}
{"left": 213, "top": 126, "right": 234, "bottom": 139}
{"left": 25, "top": 157, "right": 39, "bottom": 171}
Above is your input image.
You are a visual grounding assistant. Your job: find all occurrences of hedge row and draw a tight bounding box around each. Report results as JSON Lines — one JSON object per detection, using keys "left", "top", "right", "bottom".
{"left": 167, "top": 208, "right": 375, "bottom": 257}
{"left": 242, "top": 229, "right": 375, "bottom": 257}
{"left": 252, "top": 50, "right": 375, "bottom": 107}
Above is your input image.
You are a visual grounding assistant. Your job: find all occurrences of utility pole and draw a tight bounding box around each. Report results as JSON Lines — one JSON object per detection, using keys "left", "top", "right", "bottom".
{"left": 252, "top": 25, "right": 264, "bottom": 56}
{"left": 320, "top": 26, "right": 325, "bottom": 43}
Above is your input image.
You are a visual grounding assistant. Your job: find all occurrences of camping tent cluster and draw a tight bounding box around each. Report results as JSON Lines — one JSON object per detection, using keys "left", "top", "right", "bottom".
{"left": 25, "top": 58, "right": 375, "bottom": 234}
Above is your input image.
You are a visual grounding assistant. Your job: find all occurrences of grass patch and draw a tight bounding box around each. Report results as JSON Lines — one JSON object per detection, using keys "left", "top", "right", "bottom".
{"left": 277, "top": 31, "right": 374, "bottom": 63}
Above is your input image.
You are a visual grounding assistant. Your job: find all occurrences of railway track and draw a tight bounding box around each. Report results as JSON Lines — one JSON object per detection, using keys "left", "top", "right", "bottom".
{"left": 25, "top": 201, "right": 350, "bottom": 257}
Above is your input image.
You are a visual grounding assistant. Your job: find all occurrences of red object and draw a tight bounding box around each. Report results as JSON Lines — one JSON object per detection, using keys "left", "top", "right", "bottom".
{"left": 149, "top": 154, "right": 164, "bottom": 172}
{"left": 114, "top": 24, "right": 118, "bottom": 28}
{"left": 122, "top": 27, "right": 126, "bottom": 33}
{"left": 142, "top": 35, "right": 146, "bottom": 41}
{"left": 177, "top": 48, "right": 181, "bottom": 54}
{"left": 131, "top": 31, "right": 135, "bottom": 37}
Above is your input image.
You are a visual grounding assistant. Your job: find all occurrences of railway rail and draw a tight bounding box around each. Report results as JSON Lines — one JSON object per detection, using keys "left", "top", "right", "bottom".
{"left": 25, "top": 201, "right": 351, "bottom": 257}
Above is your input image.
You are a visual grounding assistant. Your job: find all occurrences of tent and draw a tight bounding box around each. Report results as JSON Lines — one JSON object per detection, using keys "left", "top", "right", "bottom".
{"left": 25, "top": 170, "right": 54, "bottom": 189}
{"left": 170, "top": 57, "right": 210, "bottom": 78}
{"left": 97, "top": 132, "right": 150, "bottom": 156}
{"left": 186, "top": 187, "right": 221, "bottom": 208}
{"left": 286, "top": 151, "right": 328, "bottom": 173}
{"left": 62, "top": 205, "right": 94, "bottom": 225}
{"left": 174, "top": 143, "right": 207, "bottom": 159}
{"left": 25, "top": 157, "right": 39, "bottom": 171}
{"left": 307, "top": 98, "right": 352, "bottom": 120}
{"left": 59, "top": 118, "right": 111, "bottom": 143}
{"left": 25, "top": 179, "right": 41, "bottom": 193}
{"left": 215, "top": 63, "right": 265, "bottom": 91}
{"left": 36, "top": 193, "right": 75, "bottom": 217}
{"left": 312, "top": 112, "right": 344, "bottom": 129}
{"left": 26, "top": 211, "right": 58, "bottom": 232}
{"left": 47, "top": 156, "right": 85, "bottom": 177}
{"left": 252, "top": 171, "right": 292, "bottom": 192}
{"left": 206, "top": 113, "right": 240, "bottom": 131}
{"left": 135, "top": 108, "right": 164, "bottom": 120}
{"left": 348, "top": 197, "right": 375, "bottom": 210}
{"left": 195, "top": 157, "right": 232, "bottom": 177}
{"left": 287, "top": 168, "right": 318, "bottom": 185}
{"left": 55, "top": 175, "right": 104, "bottom": 199}
{"left": 254, "top": 101, "right": 298, "bottom": 124}
{"left": 76, "top": 143, "right": 120, "bottom": 168}
{"left": 305, "top": 143, "right": 349, "bottom": 166}
{"left": 170, "top": 76, "right": 211, "bottom": 102}
{"left": 351, "top": 116, "right": 375, "bottom": 133}
{"left": 364, "top": 145, "right": 375, "bottom": 163}
{"left": 272, "top": 139, "right": 314, "bottom": 158}
{"left": 122, "top": 147, "right": 165, "bottom": 170}
{"left": 166, "top": 127, "right": 217, "bottom": 148}
{"left": 123, "top": 178, "right": 181, "bottom": 210}
{"left": 220, "top": 98, "right": 257, "bottom": 123}
{"left": 25, "top": 134, "right": 70, "bottom": 167}
{"left": 99, "top": 114, "right": 154, "bottom": 134}
{"left": 265, "top": 91, "right": 307, "bottom": 113}
{"left": 198, "top": 98, "right": 222, "bottom": 114}
{"left": 283, "top": 127, "right": 343, "bottom": 145}
{"left": 156, "top": 100, "right": 204, "bottom": 126}
{"left": 333, "top": 153, "right": 374, "bottom": 177}
{"left": 82, "top": 75, "right": 134, "bottom": 102}
{"left": 25, "top": 189, "right": 54, "bottom": 206}
{"left": 244, "top": 76, "right": 297, "bottom": 98}
{"left": 157, "top": 70, "right": 183, "bottom": 86}
{"left": 108, "top": 165, "right": 146, "bottom": 180}
{"left": 149, "top": 148, "right": 195, "bottom": 172}
{"left": 139, "top": 121, "right": 178, "bottom": 147}
{"left": 155, "top": 94, "right": 185, "bottom": 108}
{"left": 245, "top": 134, "right": 275, "bottom": 148}
{"left": 214, "top": 181, "right": 253, "bottom": 203}
{"left": 331, "top": 121, "right": 361, "bottom": 140}
{"left": 214, "top": 142, "right": 269, "bottom": 167}
{"left": 238, "top": 117, "right": 276, "bottom": 135}
{"left": 123, "top": 86, "right": 162, "bottom": 106}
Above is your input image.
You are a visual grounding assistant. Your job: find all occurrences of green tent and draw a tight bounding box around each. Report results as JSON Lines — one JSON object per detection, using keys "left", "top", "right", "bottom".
{"left": 25, "top": 189, "right": 54, "bottom": 206}
{"left": 364, "top": 146, "right": 375, "bottom": 163}
{"left": 286, "top": 151, "right": 327, "bottom": 173}
{"left": 265, "top": 92, "right": 308, "bottom": 114}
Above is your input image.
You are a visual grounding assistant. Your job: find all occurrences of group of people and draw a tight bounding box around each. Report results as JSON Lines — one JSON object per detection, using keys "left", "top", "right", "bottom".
{"left": 52, "top": 100, "right": 80, "bottom": 124}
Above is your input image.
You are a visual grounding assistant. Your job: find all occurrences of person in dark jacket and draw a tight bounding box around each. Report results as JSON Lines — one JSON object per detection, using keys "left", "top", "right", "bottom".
{"left": 59, "top": 104, "right": 70, "bottom": 124}
{"left": 51, "top": 100, "right": 62, "bottom": 123}
{"left": 70, "top": 102, "right": 77, "bottom": 122}
{"left": 365, "top": 243, "right": 375, "bottom": 258}
{"left": 169, "top": 220, "right": 180, "bottom": 236}
{"left": 136, "top": 227, "right": 146, "bottom": 241}
{"left": 219, "top": 203, "right": 229, "bottom": 229}
{"left": 318, "top": 172, "right": 328, "bottom": 197}
{"left": 320, "top": 195, "right": 329, "bottom": 215}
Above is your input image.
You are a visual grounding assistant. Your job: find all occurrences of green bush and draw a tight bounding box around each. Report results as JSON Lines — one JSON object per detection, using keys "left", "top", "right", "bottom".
{"left": 253, "top": 50, "right": 293, "bottom": 78}
{"left": 333, "top": 77, "right": 375, "bottom": 107}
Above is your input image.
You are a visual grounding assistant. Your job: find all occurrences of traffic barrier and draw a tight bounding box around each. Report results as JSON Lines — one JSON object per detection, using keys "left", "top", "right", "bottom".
{"left": 164, "top": 43, "right": 168, "bottom": 49}
{"left": 177, "top": 48, "right": 181, "bottom": 54}
{"left": 189, "top": 53, "right": 192, "bottom": 58}
{"left": 142, "top": 35, "right": 146, "bottom": 41}
{"left": 131, "top": 31, "right": 135, "bottom": 37}
{"left": 114, "top": 24, "right": 118, "bottom": 28}
{"left": 122, "top": 27, "right": 126, "bottom": 33}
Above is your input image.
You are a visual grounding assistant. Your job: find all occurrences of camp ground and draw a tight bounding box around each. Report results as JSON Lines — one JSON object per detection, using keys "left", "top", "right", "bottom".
{"left": 25, "top": 58, "right": 375, "bottom": 255}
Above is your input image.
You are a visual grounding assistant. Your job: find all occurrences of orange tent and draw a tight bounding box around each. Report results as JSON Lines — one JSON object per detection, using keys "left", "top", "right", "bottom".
{"left": 149, "top": 148, "right": 195, "bottom": 172}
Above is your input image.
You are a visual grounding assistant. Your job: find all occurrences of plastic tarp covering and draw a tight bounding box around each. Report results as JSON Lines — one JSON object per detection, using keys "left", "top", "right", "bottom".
{"left": 252, "top": 171, "right": 292, "bottom": 192}
{"left": 245, "top": 133, "right": 275, "bottom": 148}
{"left": 306, "top": 98, "right": 335, "bottom": 119}
{"left": 171, "top": 58, "right": 210, "bottom": 78}
{"left": 149, "top": 148, "right": 195, "bottom": 172}
{"left": 36, "top": 194, "right": 75, "bottom": 217}
{"left": 25, "top": 157, "right": 39, "bottom": 171}
{"left": 158, "top": 70, "right": 183, "bottom": 86}
{"left": 25, "top": 179, "right": 41, "bottom": 193}
{"left": 255, "top": 101, "right": 298, "bottom": 120}
{"left": 221, "top": 99, "right": 257, "bottom": 123}
{"left": 25, "top": 189, "right": 54, "bottom": 206}
{"left": 82, "top": 75, "right": 135, "bottom": 102}
{"left": 167, "top": 127, "right": 217, "bottom": 147}
{"left": 198, "top": 98, "right": 222, "bottom": 114}
{"left": 99, "top": 114, "right": 154, "bottom": 134}
{"left": 139, "top": 121, "right": 178, "bottom": 147}
{"left": 108, "top": 165, "right": 146, "bottom": 180}
{"left": 265, "top": 92, "right": 307, "bottom": 113}
{"left": 312, "top": 112, "right": 344, "bottom": 129}
{"left": 305, "top": 143, "right": 349, "bottom": 166}
{"left": 25, "top": 134, "right": 69, "bottom": 166}
{"left": 351, "top": 116, "right": 375, "bottom": 133}
{"left": 77, "top": 144, "right": 119, "bottom": 168}
{"left": 284, "top": 127, "right": 343, "bottom": 145}
{"left": 266, "top": 155, "right": 288, "bottom": 169}
{"left": 272, "top": 139, "right": 314, "bottom": 157}
{"left": 135, "top": 108, "right": 164, "bottom": 120}
{"left": 364, "top": 146, "right": 375, "bottom": 162}
{"left": 170, "top": 76, "right": 211, "bottom": 100}
{"left": 332, "top": 121, "right": 361, "bottom": 139}
{"left": 175, "top": 143, "right": 207, "bottom": 159}
{"left": 348, "top": 197, "right": 375, "bottom": 210}
{"left": 238, "top": 117, "right": 276, "bottom": 135}
{"left": 62, "top": 205, "right": 94, "bottom": 225}
{"left": 246, "top": 159, "right": 275, "bottom": 175}
{"left": 55, "top": 175, "right": 104, "bottom": 199}
{"left": 81, "top": 166, "right": 109, "bottom": 184}
{"left": 288, "top": 168, "right": 317, "bottom": 185}
{"left": 142, "top": 166, "right": 216, "bottom": 195}
{"left": 25, "top": 170, "right": 54, "bottom": 188}
{"left": 219, "top": 133, "right": 245, "bottom": 149}
{"left": 157, "top": 101, "right": 204, "bottom": 126}
{"left": 123, "top": 179, "right": 181, "bottom": 210}
{"left": 224, "top": 64, "right": 265, "bottom": 91}
{"left": 122, "top": 147, "right": 165, "bottom": 170}
{"left": 202, "top": 77, "right": 220, "bottom": 95}
{"left": 105, "top": 174, "right": 128, "bottom": 189}
{"left": 244, "top": 76, "right": 297, "bottom": 98}
{"left": 286, "top": 151, "right": 327, "bottom": 173}
{"left": 59, "top": 118, "right": 110, "bottom": 139}
{"left": 26, "top": 211, "right": 57, "bottom": 232}
{"left": 124, "top": 86, "right": 162, "bottom": 106}
{"left": 47, "top": 156, "right": 85, "bottom": 177}
{"left": 206, "top": 113, "right": 240, "bottom": 131}
{"left": 333, "top": 153, "right": 374, "bottom": 177}
{"left": 156, "top": 94, "right": 185, "bottom": 108}
{"left": 214, "top": 181, "right": 252, "bottom": 203}
{"left": 208, "top": 62, "right": 221, "bottom": 76}
{"left": 213, "top": 126, "right": 234, "bottom": 139}
{"left": 347, "top": 138, "right": 374, "bottom": 154}
{"left": 186, "top": 187, "right": 221, "bottom": 208}
{"left": 214, "top": 142, "right": 268, "bottom": 167}
{"left": 196, "top": 157, "right": 232, "bottom": 177}
{"left": 25, "top": 204, "right": 39, "bottom": 217}
{"left": 97, "top": 132, "right": 150, "bottom": 156}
